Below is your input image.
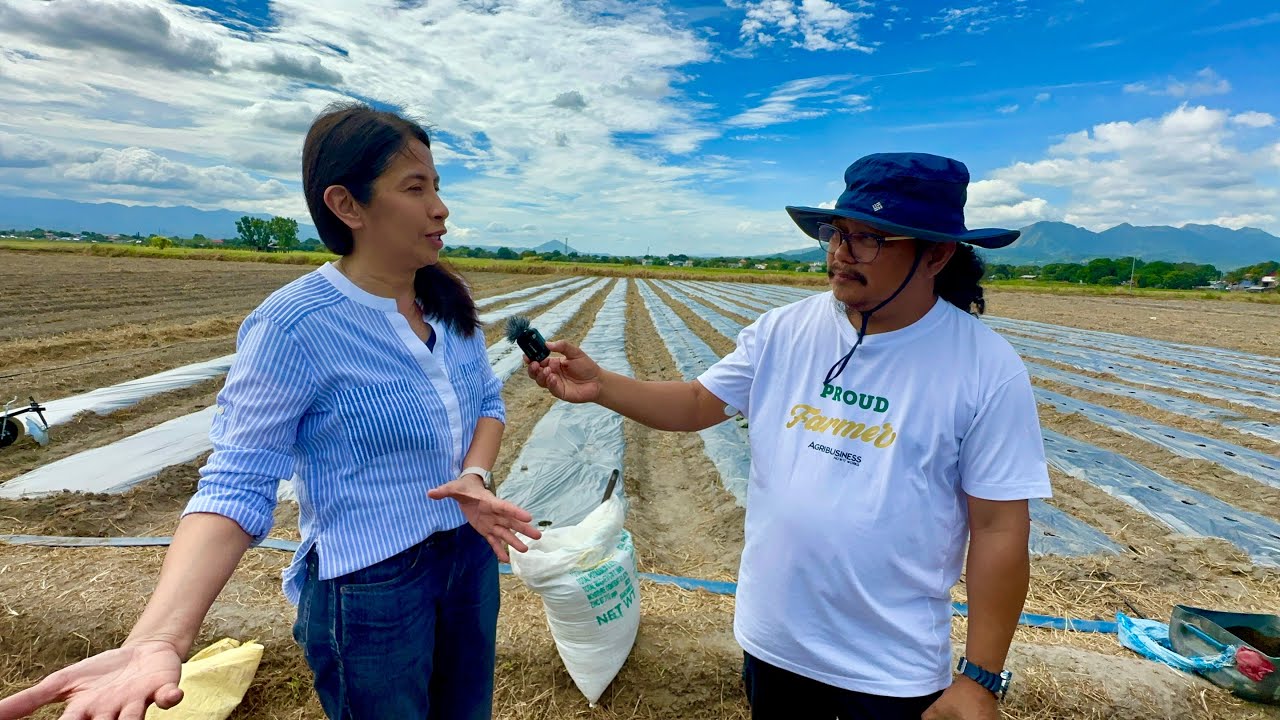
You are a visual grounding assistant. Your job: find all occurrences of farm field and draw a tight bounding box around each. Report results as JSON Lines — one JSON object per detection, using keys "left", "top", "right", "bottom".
{"left": 1, "top": 250, "right": 1278, "bottom": 720}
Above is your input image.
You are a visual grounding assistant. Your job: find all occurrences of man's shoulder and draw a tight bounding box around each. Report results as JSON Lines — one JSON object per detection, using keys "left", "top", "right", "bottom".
{"left": 934, "top": 304, "right": 1028, "bottom": 378}
{"left": 755, "top": 289, "right": 831, "bottom": 328}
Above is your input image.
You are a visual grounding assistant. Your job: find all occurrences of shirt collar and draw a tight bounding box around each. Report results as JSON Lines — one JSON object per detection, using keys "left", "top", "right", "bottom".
{"left": 319, "top": 261, "right": 398, "bottom": 313}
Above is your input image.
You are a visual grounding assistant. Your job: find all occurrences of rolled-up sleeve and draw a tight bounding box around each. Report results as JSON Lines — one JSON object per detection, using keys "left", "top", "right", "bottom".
{"left": 476, "top": 333, "right": 507, "bottom": 423}
{"left": 183, "top": 312, "right": 317, "bottom": 543}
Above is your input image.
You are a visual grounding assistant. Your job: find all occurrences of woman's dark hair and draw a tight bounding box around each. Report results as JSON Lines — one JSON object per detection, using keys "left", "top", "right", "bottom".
{"left": 936, "top": 242, "right": 986, "bottom": 316}
{"left": 302, "top": 101, "right": 479, "bottom": 337}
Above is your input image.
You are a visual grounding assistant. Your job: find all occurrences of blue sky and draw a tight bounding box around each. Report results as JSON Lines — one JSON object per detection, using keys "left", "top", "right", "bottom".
{"left": 0, "top": 0, "right": 1277, "bottom": 255}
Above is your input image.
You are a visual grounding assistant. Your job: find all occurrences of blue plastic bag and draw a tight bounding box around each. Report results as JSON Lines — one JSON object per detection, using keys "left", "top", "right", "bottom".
{"left": 1117, "top": 612, "right": 1237, "bottom": 674}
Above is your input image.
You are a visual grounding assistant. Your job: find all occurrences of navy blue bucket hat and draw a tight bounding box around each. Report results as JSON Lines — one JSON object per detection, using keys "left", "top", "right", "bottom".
{"left": 786, "top": 152, "right": 1020, "bottom": 249}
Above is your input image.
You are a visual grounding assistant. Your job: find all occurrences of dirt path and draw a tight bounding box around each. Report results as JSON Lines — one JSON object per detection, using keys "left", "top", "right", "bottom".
{"left": 646, "top": 281, "right": 736, "bottom": 357}
{"left": 1037, "top": 406, "right": 1280, "bottom": 523}
{"left": 1033, "top": 378, "right": 1280, "bottom": 457}
{"left": 622, "top": 281, "right": 744, "bottom": 581}
{"left": 491, "top": 281, "right": 614, "bottom": 486}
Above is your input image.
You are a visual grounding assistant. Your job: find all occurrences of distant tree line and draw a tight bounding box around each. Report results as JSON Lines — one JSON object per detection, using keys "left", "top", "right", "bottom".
{"left": 984, "top": 257, "right": 1233, "bottom": 289}
{"left": 1224, "top": 261, "right": 1279, "bottom": 283}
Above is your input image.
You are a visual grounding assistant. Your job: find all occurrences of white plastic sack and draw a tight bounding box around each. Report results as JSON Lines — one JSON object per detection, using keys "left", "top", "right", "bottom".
{"left": 509, "top": 495, "right": 639, "bottom": 706}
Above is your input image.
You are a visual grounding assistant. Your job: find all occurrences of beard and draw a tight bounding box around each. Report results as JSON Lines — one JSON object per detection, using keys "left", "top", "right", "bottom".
{"left": 828, "top": 265, "right": 870, "bottom": 315}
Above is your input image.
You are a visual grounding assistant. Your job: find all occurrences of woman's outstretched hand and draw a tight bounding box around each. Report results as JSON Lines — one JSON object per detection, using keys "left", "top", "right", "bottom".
{"left": 0, "top": 639, "right": 184, "bottom": 720}
{"left": 428, "top": 476, "right": 542, "bottom": 562}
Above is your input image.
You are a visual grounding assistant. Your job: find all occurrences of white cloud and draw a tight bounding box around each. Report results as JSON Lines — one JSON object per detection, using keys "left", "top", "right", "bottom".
{"left": 1206, "top": 213, "right": 1277, "bottom": 229}
{"left": 1232, "top": 111, "right": 1276, "bottom": 128}
{"left": 0, "top": 0, "right": 838, "bottom": 254}
{"left": 63, "top": 147, "right": 289, "bottom": 199}
{"left": 1035, "top": 92, "right": 1051, "bottom": 103}
{"left": 980, "top": 104, "right": 1280, "bottom": 234}
{"left": 729, "top": 0, "right": 874, "bottom": 52}
{"left": 997, "top": 104, "right": 1019, "bottom": 114}
{"left": 922, "top": 3, "right": 1024, "bottom": 38}
{"left": 965, "top": 179, "right": 1053, "bottom": 228}
{"left": 1123, "top": 67, "right": 1231, "bottom": 98}
{"left": 726, "top": 75, "right": 867, "bottom": 128}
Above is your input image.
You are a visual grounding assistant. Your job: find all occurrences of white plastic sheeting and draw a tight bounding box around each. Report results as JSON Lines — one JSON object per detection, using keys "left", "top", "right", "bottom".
{"left": 0, "top": 407, "right": 218, "bottom": 498}
{"left": 651, "top": 281, "right": 747, "bottom": 340}
{"left": 22, "top": 281, "right": 578, "bottom": 430}
{"left": 478, "top": 276, "right": 595, "bottom": 327}
{"left": 1026, "top": 360, "right": 1280, "bottom": 445}
{"left": 475, "top": 276, "right": 582, "bottom": 310}
{"left": 489, "top": 278, "right": 611, "bottom": 382}
{"left": 1005, "top": 329, "right": 1280, "bottom": 401}
{"left": 1043, "top": 430, "right": 1280, "bottom": 566}
{"left": 3, "top": 280, "right": 610, "bottom": 500}
{"left": 636, "top": 281, "right": 750, "bottom": 504}
{"left": 499, "top": 281, "right": 631, "bottom": 529}
{"left": 1035, "top": 388, "right": 1280, "bottom": 488}
{"left": 1007, "top": 334, "right": 1280, "bottom": 415}
{"left": 667, "top": 280, "right": 772, "bottom": 317}
{"left": 986, "top": 316, "right": 1280, "bottom": 380}
{"left": 709, "top": 282, "right": 808, "bottom": 309}
{"left": 40, "top": 355, "right": 236, "bottom": 428}
{"left": 1028, "top": 501, "right": 1123, "bottom": 556}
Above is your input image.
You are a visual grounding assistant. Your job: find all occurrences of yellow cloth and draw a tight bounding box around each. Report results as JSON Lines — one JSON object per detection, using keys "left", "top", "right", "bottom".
{"left": 145, "top": 638, "right": 264, "bottom": 720}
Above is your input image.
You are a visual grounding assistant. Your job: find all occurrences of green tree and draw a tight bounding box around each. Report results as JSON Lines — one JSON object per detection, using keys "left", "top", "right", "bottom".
{"left": 267, "top": 216, "right": 300, "bottom": 251}
{"left": 147, "top": 235, "right": 172, "bottom": 249}
{"left": 495, "top": 247, "right": 518, "bottom": 260}
{"left": 235, "top": 216, "right": 272, "bottom": 251}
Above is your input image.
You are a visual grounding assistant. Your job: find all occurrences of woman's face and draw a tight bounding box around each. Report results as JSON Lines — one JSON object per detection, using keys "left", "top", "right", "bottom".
{"left": 359, "top": 139, "right": 449, "bottom": 269}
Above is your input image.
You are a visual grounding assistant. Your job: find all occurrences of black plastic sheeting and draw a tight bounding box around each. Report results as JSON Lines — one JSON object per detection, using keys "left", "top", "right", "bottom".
{"left": 1007, "top": 334, "right": 1280, "bottom": 414}
{"left": 1043, "top": 430, "right": 1280, "bottom": 567}
{"left": 1035, "top": 388, "right": 1280, "bottom": 489}
{"left": 1026, "top": 361, "right": 1280, "bottom": 445}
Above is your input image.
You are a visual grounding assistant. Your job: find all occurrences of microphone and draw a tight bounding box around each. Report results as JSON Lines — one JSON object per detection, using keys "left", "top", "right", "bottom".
{"left": 505, "top": 315, "right": 550, "bottom": 362}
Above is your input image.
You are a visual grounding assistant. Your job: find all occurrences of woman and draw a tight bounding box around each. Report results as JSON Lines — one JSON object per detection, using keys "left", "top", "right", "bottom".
{"left": 0, "top": 102, "right": 540, "bottom": 719}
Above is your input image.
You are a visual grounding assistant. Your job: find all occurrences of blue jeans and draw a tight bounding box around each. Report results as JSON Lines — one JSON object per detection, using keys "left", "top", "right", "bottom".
{"left": 292, "top": 524, "right": 499, "bottom": 719}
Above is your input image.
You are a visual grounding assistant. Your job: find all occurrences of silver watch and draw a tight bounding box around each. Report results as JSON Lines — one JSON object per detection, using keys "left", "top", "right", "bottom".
{"left": 461, "top": 466, "right": 493, "bottom": 490}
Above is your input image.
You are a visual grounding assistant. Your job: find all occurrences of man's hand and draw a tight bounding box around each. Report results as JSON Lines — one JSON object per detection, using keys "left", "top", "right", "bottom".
{"left": 427, "top": 475, "right": 542, "bottom": 562}
{"left": 0, "top": 640, "right": 184, "bottom": 720}
{"left": 525, "top": 340, "right": 604, "bottom": 404}
{"left": 922, "top": 677, "right": 999, "bottom": 720}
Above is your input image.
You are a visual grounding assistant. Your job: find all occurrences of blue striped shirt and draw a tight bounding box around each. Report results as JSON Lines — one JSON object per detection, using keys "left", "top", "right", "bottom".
{"left": 183, "top": 262, "right": 505, "bottom": 603}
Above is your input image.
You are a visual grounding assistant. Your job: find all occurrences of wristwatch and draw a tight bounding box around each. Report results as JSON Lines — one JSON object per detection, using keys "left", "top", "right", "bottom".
{"left": 956, "top": 657, "right": 1011, "bottom": 700}
{"left": 460, "top": 466, "right": 493, "bottom": 491}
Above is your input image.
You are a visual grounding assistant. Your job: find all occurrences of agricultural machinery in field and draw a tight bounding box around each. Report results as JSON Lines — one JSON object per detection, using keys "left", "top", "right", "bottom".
{"left": 0, "top": 396, "right": 50, "bottom": 449}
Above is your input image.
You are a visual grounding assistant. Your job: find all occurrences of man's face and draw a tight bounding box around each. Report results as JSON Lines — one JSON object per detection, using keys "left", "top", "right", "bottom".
{"left": 825, "top": 217, "right": 922, "bottom": 312}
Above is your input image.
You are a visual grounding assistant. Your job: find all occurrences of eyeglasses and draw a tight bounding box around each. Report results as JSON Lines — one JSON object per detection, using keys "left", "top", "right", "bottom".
{"left": 817, "top": 223, "right": 911, "bottom": 263}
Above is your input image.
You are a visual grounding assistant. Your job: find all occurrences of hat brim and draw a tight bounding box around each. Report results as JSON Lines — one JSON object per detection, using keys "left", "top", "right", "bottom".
{"left": 785, "top": 206, "right": 1020, "bottom": 249}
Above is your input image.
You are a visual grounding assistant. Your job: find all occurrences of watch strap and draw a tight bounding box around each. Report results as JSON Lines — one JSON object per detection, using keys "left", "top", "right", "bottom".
{"left": 956, "top": 657, "right": 1010, "bottom": 700}
{"left": 460, "top": 466, "right": 493, "bottom": 490}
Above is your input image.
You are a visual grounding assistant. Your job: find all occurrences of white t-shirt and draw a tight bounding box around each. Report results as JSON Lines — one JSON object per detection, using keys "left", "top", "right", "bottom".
{"left": 697, "top": 292, "right": 1052, "bottom": 697}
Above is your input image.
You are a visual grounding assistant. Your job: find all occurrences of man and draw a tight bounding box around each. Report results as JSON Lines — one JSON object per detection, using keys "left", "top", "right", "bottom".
{"left": 526, "top": 152, "right": 1052, "bottom": 719}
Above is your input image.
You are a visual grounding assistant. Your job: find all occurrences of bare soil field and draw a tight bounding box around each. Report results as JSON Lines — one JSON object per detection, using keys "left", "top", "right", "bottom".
{"left": 985, "top": 290, "right": 1280, "bottom": 356}
{"left": 1, "top": 254, "right": 1278, "bottom": 720}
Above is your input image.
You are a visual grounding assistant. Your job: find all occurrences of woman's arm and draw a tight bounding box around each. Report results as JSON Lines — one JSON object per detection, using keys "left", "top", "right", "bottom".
{"left": 461, "top": 416, "right": 503, "bottom": 475}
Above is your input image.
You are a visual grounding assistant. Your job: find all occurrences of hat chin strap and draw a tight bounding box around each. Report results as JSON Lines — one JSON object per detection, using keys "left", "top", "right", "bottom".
{"left": 823, "top": 244, "right": 926, "bottom": 386}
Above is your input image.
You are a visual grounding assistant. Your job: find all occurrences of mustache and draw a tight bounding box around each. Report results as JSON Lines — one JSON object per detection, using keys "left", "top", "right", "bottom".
{"left": 827, "top": 266, "right": 868, "bottom": 285}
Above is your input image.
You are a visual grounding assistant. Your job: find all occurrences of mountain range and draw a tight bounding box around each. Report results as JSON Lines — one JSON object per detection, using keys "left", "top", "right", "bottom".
{"left": 0, "top": 196, "right": 320, "bottom": 241}
{"left": 2, "top": 195, "right": 1277, "bottom": 269}
{"left": 768, "top": 221, "right": 1280, "bottom": 269}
